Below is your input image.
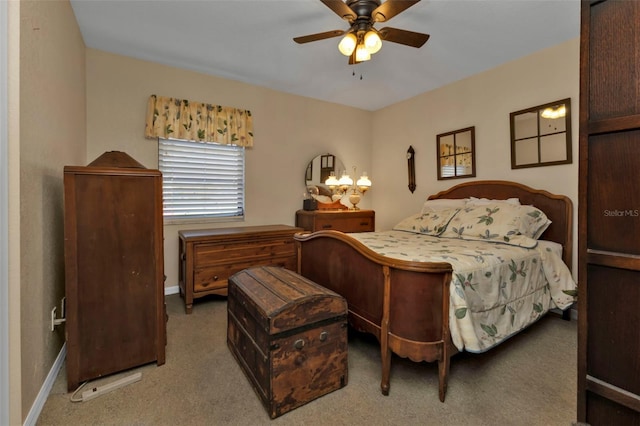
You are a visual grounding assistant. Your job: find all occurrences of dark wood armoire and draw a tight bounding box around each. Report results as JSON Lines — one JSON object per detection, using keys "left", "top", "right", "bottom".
{"left": 578, "top": 1, "right": 640, "bottom": 423}
{"left": 63, "top": 151, "right": 166, "bottom": 391}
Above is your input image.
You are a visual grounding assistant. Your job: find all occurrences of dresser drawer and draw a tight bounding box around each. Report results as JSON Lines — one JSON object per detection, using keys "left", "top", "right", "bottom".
{"left": 313, "top": 216, "right": 374, "bottom": 232}
{"left": 194, "top": 238, "right": 296, "bottom": 267}
{"left": 296, "top": 209, "right": 375, "bottom": 233}
{"left": 194, "top": 256, "right": 297, "bottom": 293}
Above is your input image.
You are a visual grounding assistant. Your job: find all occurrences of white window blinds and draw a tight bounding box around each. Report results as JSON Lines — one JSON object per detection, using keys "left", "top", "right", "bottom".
{"left": 159, "top": 138, "right": 245, "bottom": 220}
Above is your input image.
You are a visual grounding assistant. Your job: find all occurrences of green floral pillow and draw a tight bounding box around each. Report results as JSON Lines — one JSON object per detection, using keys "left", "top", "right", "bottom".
{"left": 439, "top": 204, "right": 550, "bottom": 247}
{"left": 393, "top": 209, "right": 460, "bottom": 236}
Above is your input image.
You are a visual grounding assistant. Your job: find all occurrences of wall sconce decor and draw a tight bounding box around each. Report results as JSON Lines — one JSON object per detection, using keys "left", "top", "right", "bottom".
{"left": 510, "top": 98, "right": 572, "bottom": 169}
{"left": 436, "top": 127, "right": 476, "bottom": 180}
{"left": 407, "top": 146, "right": 416, "bottom": 193}
{"left": 325, "top": 166, "right": 371, "bottom": 210}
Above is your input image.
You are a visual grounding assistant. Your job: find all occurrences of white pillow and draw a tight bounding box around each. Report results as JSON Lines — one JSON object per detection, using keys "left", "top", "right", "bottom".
{"left": 440, "top": 203, "right": 550, "bottom": 247}
{"left": 313, "top": 195, "right": 334, "bottom": 204}
{"left": 421, "top": 198, "right": 467, "bottom": 214}
{"left": 394, "top": 209, "right": 460, "bottom": 236}
{"left": 466, "top": 197, "right": 521, "bottom": 206}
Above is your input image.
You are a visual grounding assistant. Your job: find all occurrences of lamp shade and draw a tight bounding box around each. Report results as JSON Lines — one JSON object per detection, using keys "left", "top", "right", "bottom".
{"left": 364, "top": 30, "right": 382, "bottom": 54}
{"left": 356, "top": 173, "right": 371, "bottom": 188}
{"left": 338, "top": 172, "right": 353, "bottom": 187}
{"left": 325, "top": 172, "right": 340, "bottom": 187}
{"left": 338, "top": 33, "right": 357, "bottom": 56}
{"left": 355, "top": 44, "right": 371, "bottom": 62}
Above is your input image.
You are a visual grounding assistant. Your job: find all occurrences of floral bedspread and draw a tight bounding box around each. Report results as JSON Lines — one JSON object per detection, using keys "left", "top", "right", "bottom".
{"left": 348, "top": 230, "right": 577, "bottom": 353}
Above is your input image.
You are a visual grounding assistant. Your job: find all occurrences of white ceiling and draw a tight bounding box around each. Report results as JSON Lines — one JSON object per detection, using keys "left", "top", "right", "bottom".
{"left": 69, "top": 0, "right": 580, "bottom": 111}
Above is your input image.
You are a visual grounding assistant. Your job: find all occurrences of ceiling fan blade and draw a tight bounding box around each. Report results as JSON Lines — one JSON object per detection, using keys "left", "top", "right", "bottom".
{"left": 320, "top": 0, "right": 357, "bottom": 22}
{"left": 372, "top": 0, "right": 420, "bottom": 22}
{"left": 379, "top": 27, "right": 430, "bottom": 48}
{"left": 294, "top": 29, "right": 345, "bottom": 44}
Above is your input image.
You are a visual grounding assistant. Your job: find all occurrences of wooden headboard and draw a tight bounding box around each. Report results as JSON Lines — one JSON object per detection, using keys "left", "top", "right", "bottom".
{"left": 429, "top": 180, "right": 573, "bottom": 270}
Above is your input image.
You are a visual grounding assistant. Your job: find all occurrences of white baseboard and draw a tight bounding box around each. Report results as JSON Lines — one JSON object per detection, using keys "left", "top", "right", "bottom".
{"left": 25, "top": 285, "right": 178, "bottom": 425}
{"left": 165, "top": 285, "right": 179, "bottom": 296}
{"left": 24, "top": 343, "right": 66, "bottom": 426}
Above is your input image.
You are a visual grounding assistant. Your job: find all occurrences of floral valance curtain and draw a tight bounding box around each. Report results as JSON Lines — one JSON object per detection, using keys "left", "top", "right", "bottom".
{"left": 144, "top": 95, "right": 253, "bottom": 147}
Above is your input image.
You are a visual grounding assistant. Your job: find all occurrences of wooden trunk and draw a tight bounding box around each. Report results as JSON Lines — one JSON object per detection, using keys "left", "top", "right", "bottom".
{"left": 227, "top": 266, "right": 348, "bottom": 419}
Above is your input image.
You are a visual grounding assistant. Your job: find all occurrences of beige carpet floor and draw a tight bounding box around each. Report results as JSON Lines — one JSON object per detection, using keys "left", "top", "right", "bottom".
{"left": 37, "top": 293, "right": 577, "bottom": 426}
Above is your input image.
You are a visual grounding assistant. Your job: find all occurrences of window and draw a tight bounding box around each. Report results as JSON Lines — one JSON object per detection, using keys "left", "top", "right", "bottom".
{"left": 159, "top": 138, "right": 245, "bottom": 221}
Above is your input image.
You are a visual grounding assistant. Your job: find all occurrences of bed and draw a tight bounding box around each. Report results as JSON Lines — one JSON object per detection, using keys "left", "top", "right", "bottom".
{"left": 293, "top": 180, "right": 577, "bottom": 402}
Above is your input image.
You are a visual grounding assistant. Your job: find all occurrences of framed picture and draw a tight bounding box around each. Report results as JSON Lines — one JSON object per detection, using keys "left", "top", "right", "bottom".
{"left": 510, "top": 98, "right": 572, "bottom": 169}
{"left": 437, "top": 126, "right": 476, "bottom": 180}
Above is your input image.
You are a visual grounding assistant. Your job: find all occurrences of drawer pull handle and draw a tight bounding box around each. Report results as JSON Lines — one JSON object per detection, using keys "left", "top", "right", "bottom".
{"left": 360, "top": 222, "right": 369, "bottom": 226}
{"left": 319, "top": 331, "right": 328, "bottom": 341}
{"left": 213, "top": 276, "right": 218, "bottom": 281}
{"left": 322, "top": 224, "right": 332, "bottom": 229}
{"left": 294, "top": 339, "right": 305, "bottom": 350}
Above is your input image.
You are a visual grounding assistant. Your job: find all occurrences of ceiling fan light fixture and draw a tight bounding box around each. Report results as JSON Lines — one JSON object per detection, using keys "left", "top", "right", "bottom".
{"left": 355, "top": 43, "right": 371, "bottom": 62}
{"left": 364, "top": 30, "right": 382, "bottom": 54}
{"left": 338, "top": 32, "right": 357, "bottom": 56}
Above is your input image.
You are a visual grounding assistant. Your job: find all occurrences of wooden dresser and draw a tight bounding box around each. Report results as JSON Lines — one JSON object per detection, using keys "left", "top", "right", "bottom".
{"left": 578, "top": 1, "right": 640, "bottom": 423}
{"left": 63, "top": 151, "right": 166, "bottom": 391}
{"left": 295, "top": 209, "right": 375, "bottom": 233}
{"left": 178, "top": 224, "right": 302, "bottom": 313}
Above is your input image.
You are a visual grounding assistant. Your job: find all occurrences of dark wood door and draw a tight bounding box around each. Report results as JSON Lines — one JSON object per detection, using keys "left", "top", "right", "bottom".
{"left": 578, "top": 1, "right": 640, "bottom": 423}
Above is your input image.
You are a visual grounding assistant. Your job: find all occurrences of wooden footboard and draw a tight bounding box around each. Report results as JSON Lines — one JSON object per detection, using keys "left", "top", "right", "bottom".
{"left": 294, "top": 230, "right": 457, "bottom": 402}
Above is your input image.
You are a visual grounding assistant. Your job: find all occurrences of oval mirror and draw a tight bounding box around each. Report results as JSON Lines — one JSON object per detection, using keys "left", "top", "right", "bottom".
{"left": 304, "top": 153, "right": 346, "bottom": 203}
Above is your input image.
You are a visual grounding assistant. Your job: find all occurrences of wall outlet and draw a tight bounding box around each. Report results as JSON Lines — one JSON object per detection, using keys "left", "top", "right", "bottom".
{"left": 50, "top": 305, "right": 66, "bottom": 331}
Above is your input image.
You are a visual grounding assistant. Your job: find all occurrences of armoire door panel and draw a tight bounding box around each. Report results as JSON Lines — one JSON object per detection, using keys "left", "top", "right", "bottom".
{"left": 74, "top": 174, "right": 160, "bottom": 377}
{"left": 586, "top": 392, "right": 640, "bottom": 425}
{"left": 587, "top": 132, "right": 640, "bottom": 255}
{"left": 588, "top": 0, "right": 640, "bottom": 122}
{"left": 586, "top": 265, "right": 640, "bottom": 396}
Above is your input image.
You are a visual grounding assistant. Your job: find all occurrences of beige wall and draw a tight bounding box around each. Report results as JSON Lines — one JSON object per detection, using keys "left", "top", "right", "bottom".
{"left": 7, "top": 1, "right": 21, "bottom": 424}
{"left": 371, "top": 37, "right": 580, "bottom": 273}
{"left": 85, "top": 38, "right": 580, "bottom": 292}
{"left": 17, "top": 0, "right": 86, "bottom": 422}
{"left": 85, "top": 49, "right": 373, "bottom": 288}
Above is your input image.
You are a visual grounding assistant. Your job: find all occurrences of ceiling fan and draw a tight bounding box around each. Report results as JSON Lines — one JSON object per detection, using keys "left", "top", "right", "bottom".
{"left": 294, "top": 0, "right": 430, "bottom": 65}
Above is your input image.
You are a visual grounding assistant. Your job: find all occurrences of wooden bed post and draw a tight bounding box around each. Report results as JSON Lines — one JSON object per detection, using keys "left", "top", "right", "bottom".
{"left": 380, "top": 265, "right": 392, "bottom": 395}
{"left": 438, "top": 271, "right": 452, "bottom": 402}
